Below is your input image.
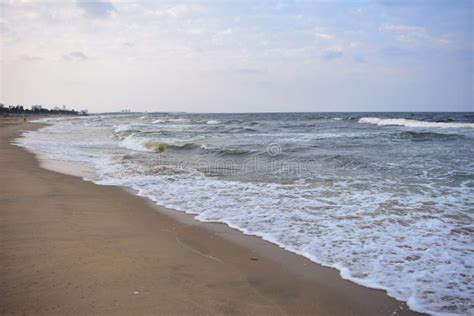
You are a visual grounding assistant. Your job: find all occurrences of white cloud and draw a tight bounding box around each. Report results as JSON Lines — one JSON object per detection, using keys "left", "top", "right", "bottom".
{"left": 62, "top": 51, "right": 88, "bottom": 62}
{"left": 313, "top": 27, "right": 334, "bottom": 40}
{"left": 6, "top": 0, "right": 36, "bottom": 6}
{"left": 380, "top": 23, "right": 451, "bottom": 47}
{"left": 323, "top": 47, "right": 343, "bottom": 60}
{"left": 150, "top": 4, "right": 204, "bottom": 18}
{"left": 187, "top": 27, "right": 206, "bottom": 35}
{"left": 349, "top": 42, "right": 360, "bottom": 48}
{"left": 217, "top": 28, "right": 233, "bottom": 36}
{"left": 18, "top": 54, "right": 43, "bottom": 62}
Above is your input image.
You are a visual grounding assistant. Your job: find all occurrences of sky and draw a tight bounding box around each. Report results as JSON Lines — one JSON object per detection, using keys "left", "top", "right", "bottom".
{"left": 0, "top": 0, "right": 473, "bottom": 113}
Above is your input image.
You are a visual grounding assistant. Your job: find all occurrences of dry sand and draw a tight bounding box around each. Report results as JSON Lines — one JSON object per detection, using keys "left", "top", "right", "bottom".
{"left": 0, "top": 117, "right": 421, "bottom": 315}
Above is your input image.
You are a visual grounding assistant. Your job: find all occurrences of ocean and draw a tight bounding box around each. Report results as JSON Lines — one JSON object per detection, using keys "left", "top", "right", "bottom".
{"left": 16, "top": 112, "right": 474, "bottom": 315}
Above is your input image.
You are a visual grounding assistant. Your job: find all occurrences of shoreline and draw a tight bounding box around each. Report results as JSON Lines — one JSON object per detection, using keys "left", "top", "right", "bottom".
{"left": 1, "top": 117, "right": 421, "bottom": 315}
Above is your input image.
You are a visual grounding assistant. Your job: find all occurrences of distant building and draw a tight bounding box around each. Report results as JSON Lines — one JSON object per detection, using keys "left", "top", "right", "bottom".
{"left": 80, "top": 109, "right": 88, "bottom": 115}
{"left": 0, "top": 103, "right": 4, "bottom": 108}
{"left": 62, "top": 105, "right": 67, "bottom": 111}
{"left": 54, "top": 106, "right": 61, "bottom": 111}
{"left": 121, "top": 109, "right": 131, "bottom": 113}
{"left": 31, "top": 105, "right": 42, "bottom": 110}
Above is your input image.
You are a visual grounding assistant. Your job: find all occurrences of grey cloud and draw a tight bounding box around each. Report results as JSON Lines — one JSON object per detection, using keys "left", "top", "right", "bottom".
{"left": 380, "top": 46, "right": 416, "bottom": 57}
{"left": 18, "top": 54, "right": 44, "bottom": 62}
{"left": 323, "top": 49, "right": 343, "bottom": 61}
{"left": 354, "top": 55, "right": 367, "bottom": 64}
{"left": 77, "top": 0, "right": 115, "bottom": 18}
{"left": 233, "top": 68, "right": 266, "bottom": 74}
{"left": 63, "top": 51, "right": 88, "bottom": 62}
{"left": 206, "top": 67, "right": 267, "bottom": 75}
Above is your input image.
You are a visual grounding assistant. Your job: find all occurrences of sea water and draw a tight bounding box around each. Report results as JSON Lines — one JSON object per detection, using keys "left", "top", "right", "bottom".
{"left": 16, "top": 112, "right": 474, "bottom": 315}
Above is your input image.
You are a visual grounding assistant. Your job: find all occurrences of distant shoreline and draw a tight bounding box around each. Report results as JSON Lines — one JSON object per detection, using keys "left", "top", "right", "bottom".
{"left": 1, "top": 112, "right": 85, "bottom": 117}
{"left": 0, "top": 105, "right": 86, "bottom": 116}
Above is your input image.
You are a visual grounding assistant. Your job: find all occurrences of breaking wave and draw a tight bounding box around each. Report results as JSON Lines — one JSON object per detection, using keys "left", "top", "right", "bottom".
{"left": 359, "top": 117, "right": 474, "bottom": 129}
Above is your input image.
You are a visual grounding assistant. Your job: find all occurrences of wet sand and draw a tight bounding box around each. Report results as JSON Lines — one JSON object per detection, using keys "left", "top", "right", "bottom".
{"left": 0, "top": 117, "right": 421, "bottom": 315}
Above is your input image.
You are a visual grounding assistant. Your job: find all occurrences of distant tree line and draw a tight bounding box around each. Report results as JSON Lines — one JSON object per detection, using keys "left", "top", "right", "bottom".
{"left": 0, "top": 104, "right": 87, "bottom": 116}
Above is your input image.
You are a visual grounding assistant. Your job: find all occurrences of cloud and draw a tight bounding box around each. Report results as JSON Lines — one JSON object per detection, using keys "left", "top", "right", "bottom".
{"left": 77, "top": 0, "right": 115, "bottom": 18}
{"left": 313, "top": 27, "right": 334, "bottom": 40}
{"left": 208, "top": 67, "right": 267, "bottom": 75}
{"left": 62, "top": 51, "right": 88, "bottom": 62}
{"left": 187, "top": 27, "right": 206, "bottom": 35}
{"left": 4, "top": 0, "right": 36, "bottom": 6}
{"left": 18, "top": 54, "right": 43, "bottom": 62}
{"left": 379, "top": 23, "right": 450, "bottom": 47}
{"left": 150, "top": 4, "right": 203, "bottom": 18}
{"left": 323, "top": 47, "right": 343, "bottom": 61}
{"left": 380, "top": 24, "right": 425, "bottom": 41}
{"left": 354, "top": 55, "right": 367, "bottom": 64}
{"left": 380, "top": 46, "right": 416, "bottom": 57}
{"left": 217, "top": 28, "right": 233, "bottom": 36}
{"left": 232, "top": 67, "right": 266, "bottom": 74}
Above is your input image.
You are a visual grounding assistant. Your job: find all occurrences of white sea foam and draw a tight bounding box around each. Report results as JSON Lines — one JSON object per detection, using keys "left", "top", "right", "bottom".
{"left": 114, "top": 123, "right": 142, "bottom": 133}
{"left": 119, "top": 134, "right": 201, "bottom": 152}
{"left": 95, "top": 172, "right": 474, "bottom": 316}
{"left": 206, "top": 120, "right": 220, "bottom": 125}
{"left": 168, "top": 118, "right": 190, "bottom": 123}
{"left": 359, "top": 117, "right": 474, "bottom": 129}
{"left": 120, "top": 134, "right": 149, "bottom": 151}
{"left": 152, "top": 118, "right": 190, "bottom": 124}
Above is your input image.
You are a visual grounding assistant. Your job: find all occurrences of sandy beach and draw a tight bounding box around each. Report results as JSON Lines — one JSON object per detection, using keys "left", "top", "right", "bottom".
{"left": 0, "top": 117, "right": 420, "bottom": 315}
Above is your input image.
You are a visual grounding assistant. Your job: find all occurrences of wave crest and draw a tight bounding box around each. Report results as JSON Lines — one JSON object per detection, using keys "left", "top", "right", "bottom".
{"left": 359, "top": 117, "right": 474, "bottom": 129}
